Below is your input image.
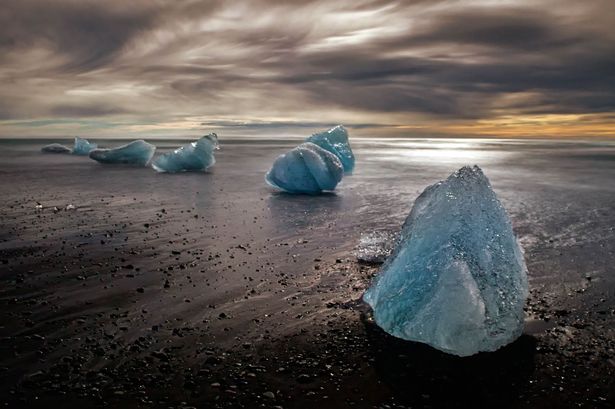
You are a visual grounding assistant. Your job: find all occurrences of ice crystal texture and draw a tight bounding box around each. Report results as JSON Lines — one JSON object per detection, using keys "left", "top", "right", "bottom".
{"left": 364, "top": 166, "right": 528, "bottom": 357}
{"left": 354, "top": 231, "right": 399, "bottom": 264}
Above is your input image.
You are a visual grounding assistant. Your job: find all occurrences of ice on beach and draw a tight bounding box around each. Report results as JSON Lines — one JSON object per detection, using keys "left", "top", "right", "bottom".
{"left": 363, "top": 165, "right": 528, "bottom": 357}
{"left": 89, "top": 140, "right": 156, "bottom": 166}
{"left": 41, "top": 143, "right": 71, "bottom": 154}
{"left": 152, "top": 134, "right": 219, "bottom": 173}
{"left": 72, "top": 137, "right": 97, "bottom": 155}
{"left": 265, "top": 142, "right": 344, "bottom": 194}
{"left": 306, "top": 125, "right": 355, "bottom": 173}
{"left": 354, "top": 231, "right": 399, "bottom": 264}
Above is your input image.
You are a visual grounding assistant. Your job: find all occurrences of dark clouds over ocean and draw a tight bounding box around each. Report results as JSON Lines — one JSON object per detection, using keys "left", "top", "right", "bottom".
{"left": 1, "top": 0, "right": 614, "bottom": 138}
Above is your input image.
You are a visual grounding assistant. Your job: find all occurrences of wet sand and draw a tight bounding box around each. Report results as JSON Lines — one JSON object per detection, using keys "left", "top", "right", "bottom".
{"left": 0, "top": 138, "right": 614, "bottom": 408}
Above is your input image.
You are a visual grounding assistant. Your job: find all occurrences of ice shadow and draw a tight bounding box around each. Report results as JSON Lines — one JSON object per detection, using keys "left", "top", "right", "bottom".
{"left": 266, "top": 191, "right": 346, "bottom": 230}
{"left": 361, "top": 312, "right": 536, "bottom": 408}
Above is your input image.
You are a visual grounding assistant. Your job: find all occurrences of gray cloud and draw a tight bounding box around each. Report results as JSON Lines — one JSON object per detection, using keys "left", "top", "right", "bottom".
{"left": 0, "top": 1, "right": 162, "bottom": 72}
{"left": 402, "top": 7, "right": 585, "bottom": 51}
{"left": 201, "top": 120, "right": 394, "bottom": 129}
{"left": 0, "top": 0, "right": 613, "bottom": 137}
{"left": 50, "top": 103, "right": 130, "bottom": 117}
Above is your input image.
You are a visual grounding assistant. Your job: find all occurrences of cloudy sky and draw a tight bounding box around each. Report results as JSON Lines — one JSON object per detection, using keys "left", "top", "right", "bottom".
{"left": 1, "top": 0, "right": 614, "bottom": 138}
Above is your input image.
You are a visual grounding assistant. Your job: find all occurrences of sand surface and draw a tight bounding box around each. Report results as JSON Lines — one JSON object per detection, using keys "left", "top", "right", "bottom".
{"left": 0, "top": 138, "right": 614, "bottom": 408}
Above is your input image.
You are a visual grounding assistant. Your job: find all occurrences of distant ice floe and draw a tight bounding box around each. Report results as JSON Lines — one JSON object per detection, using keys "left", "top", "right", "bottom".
{"left": 152, "top": 134, "right": 219, "bottom": 173}
{"left": 89, "top": 140, "right": 156, "bottom": 166}
{"left": 41, "top": 143, "right": 71, "bottom": 154}
{"left": 72, "top": 137, "right": 98, "bottom": 155}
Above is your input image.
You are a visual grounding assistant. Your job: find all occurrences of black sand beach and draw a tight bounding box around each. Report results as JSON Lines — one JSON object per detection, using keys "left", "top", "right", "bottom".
{"left": 1, "top": 138, "right": 614, "bottom": 408}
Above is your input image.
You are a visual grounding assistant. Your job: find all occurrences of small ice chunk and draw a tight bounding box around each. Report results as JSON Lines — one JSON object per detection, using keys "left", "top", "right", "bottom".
{"left": 306, "top": 125, "right": 355, "bottom": 173}
{"left": 72, "top": 137, "right": 98, "bottom": 155}
{"left": 265, "top": 142, "right": 343, "bottom": 194}
{"left": 41, "top": 143, "right": 71, "bottom": 154}
{"left": 363, "top": 166, "right": 528, "bottom": 357}
{"left": 354, "top": 231, "right": 399, "bottom": 264}
{"left": 89, "top": 140, "right": 156, "bottom": 166}
{"left": 152, "top": 134, "right": 219, "bottom": 173}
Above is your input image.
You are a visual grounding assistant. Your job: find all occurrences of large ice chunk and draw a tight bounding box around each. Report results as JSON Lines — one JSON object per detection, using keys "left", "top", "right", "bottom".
{"left": 306, "top": 125, "right": 355, "bottom": 173}
{"left": 89, "top": 140, "right": 156, "bottom": 166}
{"left": 265, "top": 142, "right": 343, "bottom": 194}
{"left": 41, "top": 143, "right": 71, "bottom": 153}
{"left": 152, "top": 134, "right": 218, "bottom": 173}
{"left": 364, "top": 166, "right": 528, "bottom": 357}
{"left": 72, "top": 137, "right": 98, "bottom": 155}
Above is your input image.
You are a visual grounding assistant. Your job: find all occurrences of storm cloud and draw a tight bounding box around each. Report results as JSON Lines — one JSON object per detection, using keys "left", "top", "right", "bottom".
{"left": 0, "top": 0, "right": 613, "bottom": 138}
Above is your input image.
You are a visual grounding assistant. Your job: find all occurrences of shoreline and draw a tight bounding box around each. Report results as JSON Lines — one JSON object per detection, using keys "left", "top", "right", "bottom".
{"left": 1, "top": 140, "right": 614, "bottom": 408}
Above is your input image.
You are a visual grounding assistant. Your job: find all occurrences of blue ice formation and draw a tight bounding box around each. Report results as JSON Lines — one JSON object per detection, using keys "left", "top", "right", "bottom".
{"left": 265, "top": 142, "right": 344, "bottom": 194}
{"left": 306, "top": 125, "right": 355, "bottom": 173}
{"left": 89, "top": 140, "right": 156, "bottom": 166}
{"left": 152, "top": 134, "right": 219, "bottom": 173}
{"left": 72, "top": 137, "right": 98, "bottom": 155}
{"left": 41, "top": 143, "right": 71, "bottom": 153}
{"left": 364, "top": 166, "right": 528, "bottom": 357}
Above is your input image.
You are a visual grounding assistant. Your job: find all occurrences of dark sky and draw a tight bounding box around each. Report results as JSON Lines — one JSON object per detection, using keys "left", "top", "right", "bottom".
{"left": 1, "top": 0, "right": 614, "bottom": 138}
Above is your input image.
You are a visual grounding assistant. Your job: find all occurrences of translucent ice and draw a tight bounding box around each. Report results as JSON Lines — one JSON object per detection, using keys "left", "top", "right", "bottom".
{"left": 41, "top": 143, "right": 71, "bottom": 153}
{"left": 72, "top": 137, "right": 98, "bottom": 155}
{"left": 265, "top": 142, "right": 343, "bottom": 194}
{"left": 152, "top": 134, "right": 218, "bottom": 173}
{"left": 306, "top": 125, "right": 355, "bottom": 173}
{"left": 364, "top": 166, "right": 528, "bottom": 357}
{"left": 89, "top": 140, "right": 156, "bottom": 166}
{"left": 354, "top": 231, "right": 399, "bottom": 264}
